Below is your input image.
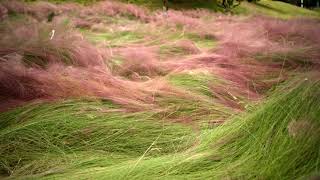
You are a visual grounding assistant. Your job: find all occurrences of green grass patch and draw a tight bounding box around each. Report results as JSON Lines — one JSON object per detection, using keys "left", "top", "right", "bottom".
{"left": 313, "top": 8, "right": 320, "bottom": 13}
{"left": 28, "top": 75, "right": 320, "bottom": 180}
{"left": 234, "top": 0, "right": 320, "bottom": 18}
{"left": 167, "top": 72, "right": 216, "bottom": 97}
{"left": 142, "top": 28, "right": 216, "bottom": 51}
{"left": 123, "top": 0, "right": 319, "bottom": 18}
{"left": 107, "top": 55, "right": 125, "bottom": 72}
{"left": 122, "top": 0, "right": 222, "bottom": 11}
{"left": 155, "top": 94, "right": 233, "bottom": 124}
{"left": 80, "top": 29, "right": 145, "bottom": 47}
{"left": 196, "top": 75, "right": 320, "bottom": 179}
{"left": 158, "top": 45, "right": 190, "bottom": 58}
{"left": 0, "top": 99, "right": 195, "bottom": 177}
{"left": 185, "top": 33, "right": 216, "bottom": 50}
{"left": 159, "top": 72, "right": 233, "bottom": 122}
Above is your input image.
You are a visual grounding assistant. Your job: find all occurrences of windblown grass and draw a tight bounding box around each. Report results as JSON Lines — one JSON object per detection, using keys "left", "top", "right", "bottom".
{"left": 1, "top": 0, "right": 320, "bottom": 179}
{"left": 1, "top": 74, "right": 317, "bottom": 179}
{"left": 0, "top": 99, "right": 196, "bottom": 177}
{"left": 255, "top": 47, "right": 320, "bottom": 70}
{"left": 158, "top": 41, "right": 200, "bottom": 59}
{"left": 168, "top": 72, "right": 216, "bottom": 97}
{"left": 0, "top": 19, "right": 104, "bottom": 68}
{"left": 185, "top": 33, "right": 216, "bottom": 50}
{"left": 81, "top": 29, "right": 145, "bottom": 47}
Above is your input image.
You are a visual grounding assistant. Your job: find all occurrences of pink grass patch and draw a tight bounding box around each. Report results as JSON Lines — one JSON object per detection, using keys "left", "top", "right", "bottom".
{"left": 176, "top": 40, "right": 201, "bottom": 54}
{"left": 154, "top": 10, "right": 201, "bottom": 29}
{"left": 114, "top": 47, "right": 167, "bottom": 79}
{"left": 1, "top": 0, "right": 320, "bottom": 114}
{"left": 80, "top": 1, "right": 150, "bottom": 22}
{"left": 0, "top": 21, "right": 105, "bottom": 68}
{"left": 0, "top": 4, "right": 8, "bottom": 20}
{"left": 0, "top": 0, "right": 28, "bottom": 14}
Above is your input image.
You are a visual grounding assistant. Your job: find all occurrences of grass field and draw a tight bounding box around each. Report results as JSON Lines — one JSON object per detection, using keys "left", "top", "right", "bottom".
{"left": 0, "top": 0, "right": 319, "bottom": 179}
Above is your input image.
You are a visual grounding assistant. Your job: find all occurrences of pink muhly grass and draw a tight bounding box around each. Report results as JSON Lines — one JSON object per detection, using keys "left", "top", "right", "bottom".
{"left": 212, "top": 22, "right": 273, "bottom": 57}
{"left": 0, "top": 0, "right": 28, "bottom": 14}
{"left": 0, "top": 60, "right": 157, "bottom": 112}
{"left": 181, "top": 9, "right": 213, "bottom": 19}
{"left": 0, "top": 21, "right": 169, "bottom": 111}
{"left": 0, "top": 0, "right": 80, "bottom": 21}
{"left": 260, "top": 17, "right": 320, "bottom": 44}
{"left": 115, "top": 47, "right": 167, "bottom": 79}
{"left": 0, "top": 21, "right": 105, "bottom": 68}
{"left": 154, "top": 10, "right": 201, "bottom": 29}
{"left": 1, "top": 1, "right": 319, "bottom": 113}
{"left": 0, "top": 60, "right": 46, "bottom": 101}
{"left": 55, "top": 3, "right": 81, "bottom": 13}
{"left": 73, "top": 18, "right": 96, "bottom": 29}
{"left": 0, "top": 60, "right": 152, "bottom": 111}
{"left": 27, "top": 1, "right": 59, "bottom": 21}
{"left": 73, "top": 1, "right": 151, "bottom": 28}
{"left": 0, "top": 21, "right": 106, "bottom": 100}
{"left": 175, "top": 40, "right": 201, "bottom": 54}
{"left": 73, "top": 12, "right": 106, "bottom": 29}
{"left": 81, "top": 1, "right": 150, "bottom": 22}
{"left": 0, "top": 4, "right": 8, "bottom": 20}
